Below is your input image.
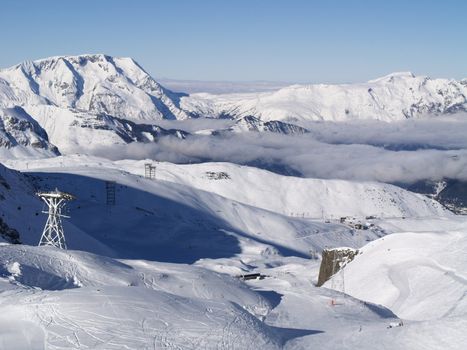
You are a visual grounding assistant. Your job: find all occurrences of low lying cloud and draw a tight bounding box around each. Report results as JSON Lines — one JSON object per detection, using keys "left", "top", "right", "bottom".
{"left": 158, "top": 79, "right": 291, "bottom": 94}
{"left": 90, "top": 114, "right": 467, "bottom": 184}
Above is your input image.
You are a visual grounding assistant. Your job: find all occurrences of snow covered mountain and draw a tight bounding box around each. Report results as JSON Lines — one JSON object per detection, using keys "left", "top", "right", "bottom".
{"left": 181, "top": 72, "right": 467, "bottom": 122}
{"left": 0, "top": 55, "right": 195, "bottom": 157}
{"left": 0, "top": 54, "right": 189, "bottom": 122}
{"left": 0, "top": 55, "right": 466, "bottom": 156}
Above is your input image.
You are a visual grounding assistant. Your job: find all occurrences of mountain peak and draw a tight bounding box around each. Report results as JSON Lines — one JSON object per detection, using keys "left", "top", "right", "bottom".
{"left": 368, "top": 71, "right": 416, "bottom": 83}
{"left": 0, "top": 54, "right": 190, "bottom": 123}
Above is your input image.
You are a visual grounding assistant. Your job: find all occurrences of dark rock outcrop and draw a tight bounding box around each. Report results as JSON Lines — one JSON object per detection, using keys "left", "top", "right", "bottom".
{"left": 317, "top": 248, "right": 358, "bottom": 287}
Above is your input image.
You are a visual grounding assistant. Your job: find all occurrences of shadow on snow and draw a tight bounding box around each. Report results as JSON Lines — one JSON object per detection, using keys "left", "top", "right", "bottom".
{"left": 31, "top": 171, "right": 307, "bottom": 263}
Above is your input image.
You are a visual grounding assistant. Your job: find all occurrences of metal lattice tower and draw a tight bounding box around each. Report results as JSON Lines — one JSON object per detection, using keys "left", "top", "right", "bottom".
{"left": 37, "top": 189, "right": 75, "bottom": 249}
{"left": 144, "top": 163, "right": 156, "bottom": 179}
{"left": 105, "top": 181, "right": 116, "bottom": 205}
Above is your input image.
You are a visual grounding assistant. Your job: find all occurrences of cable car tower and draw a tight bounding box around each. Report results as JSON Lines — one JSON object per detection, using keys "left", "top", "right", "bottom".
{"left": 37, "top": 189, "right": 75, "bottom": 249}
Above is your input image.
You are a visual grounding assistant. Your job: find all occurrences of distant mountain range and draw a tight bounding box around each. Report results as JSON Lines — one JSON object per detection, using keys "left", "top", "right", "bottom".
{"left": 181, "top": 72, "right": 467, "bottom": 122}
{"left": 0, "top": 54, "right": 466, "bottom": 157}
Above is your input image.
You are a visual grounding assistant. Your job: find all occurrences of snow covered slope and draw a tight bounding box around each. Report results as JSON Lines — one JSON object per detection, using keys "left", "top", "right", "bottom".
{"left": 0, "top": 244, "right": 270, "bottom": 316}
{"left": 0, "top": 242, "right": 426, "bottom": 350}
{"left": 119, "top": 161, "right": 450, "bottom": 219}
{"left": 181, "top": 72, "right": 467, "bottom": 122}
{"left": 0, "top": 162, "right": 114, "bottom": 254}
{"left": 329, "top": 227, "right": 467, "bottom": 321}
{"left": 0, "top": 155, "right": 450, "bottom": 272}
{"left": 0, "top": 156, "right": 465, "bottom": 349}
{"left": 0, "top": 286, "right": 283, "bottom": 350}
{"left": 2, "top": 233, "right": 463, "bottom": 349}
{"left": 5, "top": 156, "right": 361, "bottom": 261}
{"left": 0, "top": 244, "right": 285, "bottom": 350}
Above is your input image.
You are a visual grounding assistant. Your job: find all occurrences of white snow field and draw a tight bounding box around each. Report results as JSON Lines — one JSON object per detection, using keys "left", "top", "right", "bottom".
{"left": 0, "top": 156, "right": 465, "bottom": 349}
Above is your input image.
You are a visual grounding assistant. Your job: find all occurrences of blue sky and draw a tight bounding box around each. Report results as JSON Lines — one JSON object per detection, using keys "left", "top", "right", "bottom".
{"left": 1, "top": 0, "right": 466, "bottom": 83}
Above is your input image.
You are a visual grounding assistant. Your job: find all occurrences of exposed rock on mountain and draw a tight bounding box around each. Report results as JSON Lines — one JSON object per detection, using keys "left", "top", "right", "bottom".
{"left": 229, "top": 116, "right": 309, "bottom": 134}
{"left": 405, "top": 179, "right": 467, "bottom": 214}
{"left": 0, "top": 106, "right": 59, "bottom": 157}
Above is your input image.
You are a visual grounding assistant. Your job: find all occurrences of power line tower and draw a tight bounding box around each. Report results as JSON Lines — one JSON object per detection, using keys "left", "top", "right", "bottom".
{"left": 144, "top": 163, "right": 156, "bottom": 179}
{"left": 37, "top": 189, "right": 75, "bottom": 249}
{"left": 105, "top": 181, "right": 116, "bottom": 206}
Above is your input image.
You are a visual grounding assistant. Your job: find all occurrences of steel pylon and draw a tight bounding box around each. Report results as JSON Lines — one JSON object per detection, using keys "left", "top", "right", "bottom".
{"left": 37, "top": 189, "right": 75, "bottom": 249}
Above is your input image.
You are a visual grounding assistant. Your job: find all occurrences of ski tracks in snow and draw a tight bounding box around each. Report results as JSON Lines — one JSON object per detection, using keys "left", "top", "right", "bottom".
{"left": 387, "top": 257, "right": 467, "bottom": 319}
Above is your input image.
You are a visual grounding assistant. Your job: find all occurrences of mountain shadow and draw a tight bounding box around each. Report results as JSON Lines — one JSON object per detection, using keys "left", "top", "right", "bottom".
{"left": 30, "top": 172, "right": 241, "bottom": 263}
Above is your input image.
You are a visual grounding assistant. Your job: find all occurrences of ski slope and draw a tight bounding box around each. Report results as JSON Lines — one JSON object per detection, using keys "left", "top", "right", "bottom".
{"left": 0, "top": 245, "right": 281, "bottom": 350}
{"left": 116, "top": 160, "right": 450, "bottom": 219}
{"left": 2, "top": 238, "right": 465, "bottom": 350}
{"left": 328, "top": 227, "right": 467, "bottom": 321}
{"left": 0, "top": 244, "right": 402, "bottom": 350}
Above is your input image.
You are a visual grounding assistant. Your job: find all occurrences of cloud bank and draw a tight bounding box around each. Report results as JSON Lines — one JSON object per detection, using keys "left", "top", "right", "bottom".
{"left": 90, "top": 114, "right": 467, "bottom": 184}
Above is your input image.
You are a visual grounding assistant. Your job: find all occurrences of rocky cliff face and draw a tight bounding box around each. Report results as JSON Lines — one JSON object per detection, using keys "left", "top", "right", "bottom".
{"left": 0, "top": 106, "right": 59, "bottom": 156}
{"left": 317, "top": 247, "right": 358, "bottom": 287}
